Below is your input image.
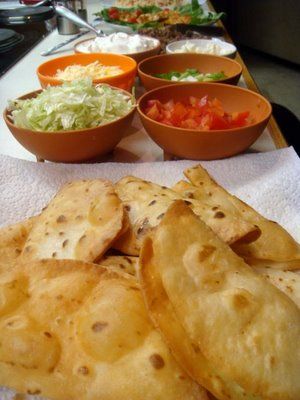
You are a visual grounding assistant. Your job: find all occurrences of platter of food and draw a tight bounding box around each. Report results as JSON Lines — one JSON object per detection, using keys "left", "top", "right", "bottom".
{"left": 0, "top": 149, "right": 299, "bottom": 399}
{"left": 114, "top": 0, "right": 188, "bottom": 7}
{"left": 96, "top": 0, "right": 225, "bottom": 30}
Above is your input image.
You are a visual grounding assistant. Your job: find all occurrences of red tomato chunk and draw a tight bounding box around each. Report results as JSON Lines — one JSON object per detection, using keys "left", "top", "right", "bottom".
{"left": 144, "top": 96, "right": 253, "bottom": 130}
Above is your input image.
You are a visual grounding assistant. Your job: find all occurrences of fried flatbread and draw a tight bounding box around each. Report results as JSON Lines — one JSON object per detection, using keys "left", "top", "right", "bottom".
{"left": 140, "top": 201, "right": 300, "bottom": 400}
{"left": 254, "top": 266, "right": 300, "bottom": 308}
{"left": 0, "top": 259, "right": 207, "bottom": 400}
{"left": 0, "top": 218, "right": 35, "bottom": 265}
{"left": 114, "top": 176, "right": 259, "bottom": 256}
{"left": 20, "top": 180, "right": 125, "bottom": 263}
{"left": 97, "top": 255, "right": 138, "bottom": 276}
{"left": 182, "top": 165, "right": 300, "bottom": 269}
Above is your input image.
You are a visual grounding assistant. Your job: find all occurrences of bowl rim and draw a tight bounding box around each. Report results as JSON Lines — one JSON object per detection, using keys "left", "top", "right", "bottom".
{"left": 166, "top": 38, "right": 237, "bottom": 55}
{"left": 138, "top": 53, "right": 243, "bottom": 85}
{"left": 137, "top": 82, "right": 272, "bottom": 134}
{"left": 37, "top": 52, "right": 137, "bottom": 85}
{"left": 4, "top": 86, "right": 137, "bottom": 135}
{"left": 73, "top": 35, "right": 161, "bottom": 57}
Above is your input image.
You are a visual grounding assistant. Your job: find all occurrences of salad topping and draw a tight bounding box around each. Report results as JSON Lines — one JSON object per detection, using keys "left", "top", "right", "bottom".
{"left": 8, "top": 80, "right": 135, "bottom": 132}
{"left": 154, "top": 68, "right": 227, "bottom": 82}
{"left": 144, "top": 96, "right": 252, "bottom": 130}
{"left": 55, "top": 62, "right": 123, "bottom": 81}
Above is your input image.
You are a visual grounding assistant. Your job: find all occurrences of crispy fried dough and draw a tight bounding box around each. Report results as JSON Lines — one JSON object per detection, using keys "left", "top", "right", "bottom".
{"left": 0, "top": 218, "right": 36, "bottom": 271}
{"left": 182, "top": 165, "right": 300, "bottom": 269}
{"left": 254, "top": 266, "right": 300, "bottom": 308}
{"left": 0, "top": 259, "right": 207, "bottom": 400}
{"left": 97, "top": 255, "right": 138, "bottom": 276}
{"left": 140, "top": 201, "right": 300, "bottom": 400}
{"left": 20, "top": 180, "right": 125, "bottom": 263}
{"left": 114, "top": 176, "right": 259, "bottom": 255}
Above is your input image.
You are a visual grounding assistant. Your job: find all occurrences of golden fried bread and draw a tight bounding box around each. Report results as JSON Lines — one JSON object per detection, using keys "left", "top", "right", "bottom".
{"left": 97, "top": 254, "right": 138, "bottom": 276}
{"left": 20, "top": 180, "right": 125, "bottom": 263}
{"left": 182, "top": 165, "right": 300, "bottom": 269}
{"left": 140, "top": 201, "right": 300, "bottom": 400}
{"left": 0, "top": 218, "right": 35, "bottom": 266}
{"left": 254, "top": 266, "right": 300, "bottom": 308}
{"left": 115, "top": 176, "right": 259, "bottom": 255}
{"left": 0, "top": 259, "right": 208, "bottom": 400}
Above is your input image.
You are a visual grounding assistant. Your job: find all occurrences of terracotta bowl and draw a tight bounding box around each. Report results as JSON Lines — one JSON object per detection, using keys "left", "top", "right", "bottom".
{"left": 4, "top": 89, "right": 136, "bottom": 163}
{"left": 137, "top": 83, "right": 272, "bottom": 160}
{"left": 37, "top": 53, "right": 137, "bottom": 91}
{"left": 138, "top": 53, "right": 242, "bottom": 91}
{"left": 74, "top": 37, "right": 161, "bottom": 64}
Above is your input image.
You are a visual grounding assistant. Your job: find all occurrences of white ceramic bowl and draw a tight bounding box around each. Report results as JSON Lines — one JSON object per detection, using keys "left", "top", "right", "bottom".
{"left": 166, "top": 38, "right": 237, "bottom": 59}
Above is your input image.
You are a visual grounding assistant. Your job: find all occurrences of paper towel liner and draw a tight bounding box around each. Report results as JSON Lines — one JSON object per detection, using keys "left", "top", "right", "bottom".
{"left": 0, "top": 147, "right": 299, "bottom": 240}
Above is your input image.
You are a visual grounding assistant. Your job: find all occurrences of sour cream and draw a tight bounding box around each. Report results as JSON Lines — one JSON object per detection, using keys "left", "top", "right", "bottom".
{"left": 166, "top": 38, "right": 237, "bottom": 58}
{"left": 174, "top": 40, "right": 228, "bottom": 56}
{"left": 76, "top": 32, "right": 159, "bottom": 55}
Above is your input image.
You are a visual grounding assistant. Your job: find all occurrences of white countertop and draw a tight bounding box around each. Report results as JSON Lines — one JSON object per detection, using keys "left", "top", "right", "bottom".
{"left": 0, "top": 0, "right": 276, "bottom": 162}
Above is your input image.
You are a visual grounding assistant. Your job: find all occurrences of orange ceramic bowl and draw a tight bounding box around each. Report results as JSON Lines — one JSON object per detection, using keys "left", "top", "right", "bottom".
{"left": 74, "top": 37, "right": 161, "bottom": 64}
{"left": 138, "top": 53, "right": 242, "bottom": 91}
{"left": 4, "top": 89, "right": 136, "bottom": 163}
{"left": 137, "top": 83, "right": 272, "bottom": 160}
{"left": 37, "top": 53, "right": 137, "bottom": 91}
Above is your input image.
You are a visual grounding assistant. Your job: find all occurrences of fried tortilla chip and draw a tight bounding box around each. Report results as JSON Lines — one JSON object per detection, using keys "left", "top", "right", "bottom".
{"left": 0, "top": 217, "right": 36, "bottom": 269}
{"left": 20, "top": 180, "right": 125, "bottom": 263}
{"left": 97, "top": 255, "right": 138, "bottom": 276}
{"left": 0, "top": 259, "right": 207, "bottom": 400}
{"left": 254, "top": 266, "right": 300, "bottom": 308}
{"left": 182, "top": 165, "right": 300, "bottom": 269}
{"left": 140, "top": 201, "right": 300, "bottom": 400}
{"left": 114, "top": 176, "right": 259, "bottom": 255}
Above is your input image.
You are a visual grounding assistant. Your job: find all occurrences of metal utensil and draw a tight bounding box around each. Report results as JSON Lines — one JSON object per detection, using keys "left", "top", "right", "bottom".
{"left": 40, "top": 29, "right": 87, "bottom": 56}
{"left": 55, "top": 5, "right": 104, "bottom": 36}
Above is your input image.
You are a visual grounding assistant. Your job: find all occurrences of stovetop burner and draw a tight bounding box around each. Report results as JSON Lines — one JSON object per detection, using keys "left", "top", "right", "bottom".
{"left": 0, "top": 22, "right": 52, "bottom": 77}
{"left": 0, "top": 3, "right": 55, "bottom": 77}
{"left": 0, "top": 28, "right": 24, "bottom": 53}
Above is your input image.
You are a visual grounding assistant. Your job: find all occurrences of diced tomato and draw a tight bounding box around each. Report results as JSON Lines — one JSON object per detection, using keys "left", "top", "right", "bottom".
{"left": 181, "top": 118, "right": 198, "bottom": 129}
{"left": 144, "top": 96, "right": 252, "bottom": 130}
{"left": 164, "top": 99, "right": 174, "bottom": 111}
{"left": 189, "top": 96, "right": 198, "bottom": 107}
{"left": 147, "top": 99, "right": 162, "bottom": 110}
{"left": 108, "top": 7, "right": 119, "bottom": 20}
{"left": 145, "top": 103, "right": 161, "bottom": 120}
{"left": 170, "top": 102, "right": 187, "bottom": 126}
{"left": 199, "top": 95, "right": 208, "bottom": 107}
{"left": 230, "top": 111, "right": 250, "bottom": 127}
{"left": 210, "top": 113, "right": 230, "bottom": 130}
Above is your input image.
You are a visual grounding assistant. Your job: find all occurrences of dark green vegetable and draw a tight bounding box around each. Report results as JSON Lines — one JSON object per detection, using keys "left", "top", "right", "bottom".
{"left": 176, "top": 0, "right": 224, "bottom": 26}
{"left": 154, "top": 68, "right": 227, "bottom": 82}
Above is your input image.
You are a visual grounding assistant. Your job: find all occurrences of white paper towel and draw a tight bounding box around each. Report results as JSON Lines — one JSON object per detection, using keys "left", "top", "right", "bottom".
{"left": 0, "top": 147, "right": 299, "bottom": 242}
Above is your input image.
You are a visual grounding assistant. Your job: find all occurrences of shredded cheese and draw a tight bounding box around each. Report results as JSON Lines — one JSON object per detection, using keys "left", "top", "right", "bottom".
{"left": 55, "top": 62, "right": 123, "bottom": 81}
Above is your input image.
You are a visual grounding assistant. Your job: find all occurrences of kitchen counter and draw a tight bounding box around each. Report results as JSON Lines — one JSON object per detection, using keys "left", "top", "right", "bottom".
{"left": 0, "top": 1, "right": 281, "bottom": 162}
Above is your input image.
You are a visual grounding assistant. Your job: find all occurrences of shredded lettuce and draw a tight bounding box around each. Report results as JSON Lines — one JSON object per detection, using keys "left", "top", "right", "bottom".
{"left": 8, "top": 79, "right": 135, "bottom": 132}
